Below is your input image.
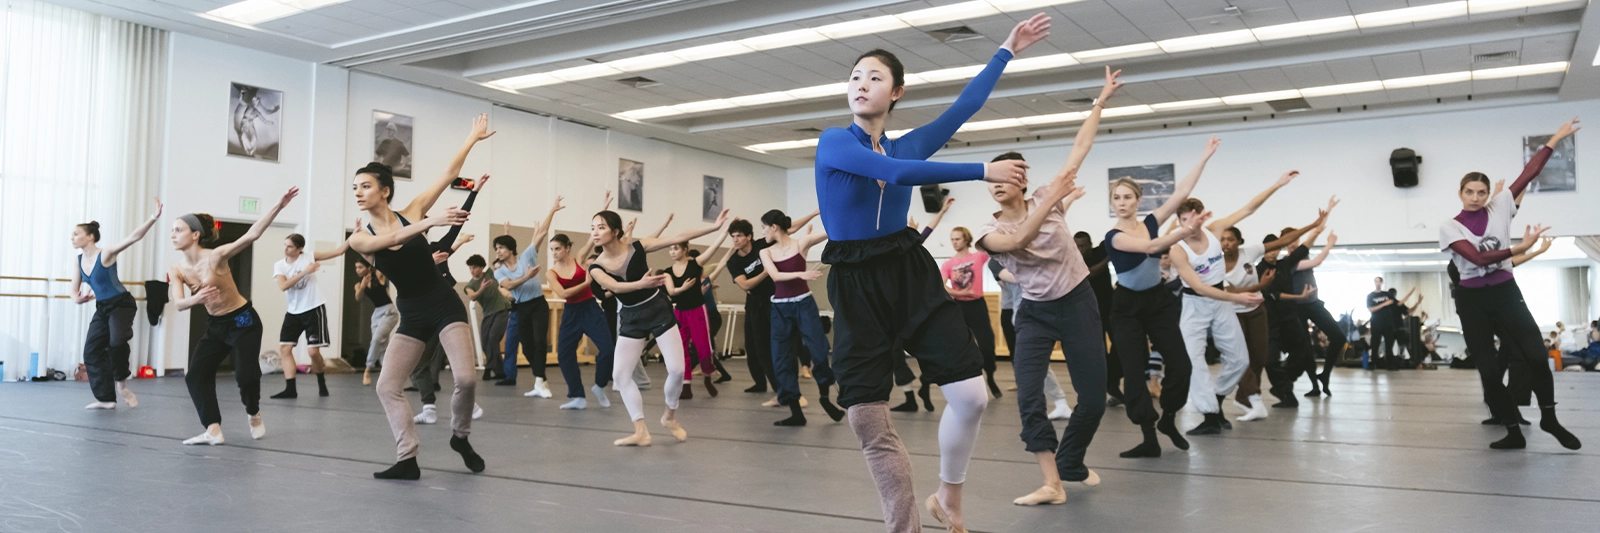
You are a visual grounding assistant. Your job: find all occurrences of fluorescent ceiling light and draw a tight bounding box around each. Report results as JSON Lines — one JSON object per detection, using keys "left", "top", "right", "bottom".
{"left": 1298, "top": 81, "right": 1385, "bottom": 97}
{"left": 206, "top": 0, "right": 348, "bottom": 25}
{"left": 1071, "top": 42, "right": 1164, "bottom": 63}
{"left": 1470, "top": 61, "right": 1568, "bottom": 79}
{"left": 1150, "top": 98, "right": 1225, "bottom": 111}
{"left": 1007, "top": 53, "right": 1080, "bottom": 73}
{"left": 1156, "top": 30, "right": 1257, "bottom": 53}
{"left": 1354, "top": 2, "right": 1468, "bottom": 28}
{"left": 608, "top": 53, "right": 685, "bottom": 72}
{"left": 919, "top": 65, "right": 986, "bottom": 83}
{"left": 895, "top": 2, "right": 999, "bottom": 27}
{"left": 1252, "top": 16, "right": 1357, "bottom": 41}
{"left": 986, "top": 0, "right": 1081, "bottom": 9}
{"left": 1383, "top": 71, "right": 1471, "bottom": 89}
{"left": 1100, "top": 105, "right": 1154, "bottom": 117}
{"left": 816, "top": 16, "right": 910, "bottom": 39}
{"left": 671, "top": 42, "right": 753, "bottom": 62}
{"left": 1468, "top": 0, "right": 1579, "bottom": 15}
{"left": 672, "top": 99, "right": 739, "bottom": 114}
{"left": 615, "top": 107, "right": 682, "bottom": 121}
{"left": 729, "top": 92, "right": 799, "bottom": 106}
{"left": 786, "top": 82, "right": 849, "bottom": 99}
{"left": 745, "top": 139, "right": 820, "bottom": 153}
{"left": 1220, "top": 89, "right": 1304, "bottom": 105}
{"left": 741, "top": 29, "right": 828, "bottom": 51}
{"left": 489, "top": 72, "right": 559, "bottom": 90}
{"left": 1019, "top": 111, "right": 1088, "bottom": 125}
{"left": 958, "top": 118, "right": 1026, "bottom": 132}
{"left": 549, "top": 63, "right": 624, "bottom": 82}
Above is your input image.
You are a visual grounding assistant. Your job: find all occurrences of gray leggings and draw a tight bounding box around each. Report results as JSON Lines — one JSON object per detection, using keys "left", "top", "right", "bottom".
{"left": 367, "top": 304, "right": 398, "bottom": 368}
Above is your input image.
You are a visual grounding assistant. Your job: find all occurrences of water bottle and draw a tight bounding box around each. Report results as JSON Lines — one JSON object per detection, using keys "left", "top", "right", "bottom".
{"left": 29, "top": 352, "right": 40, "bottom": 379}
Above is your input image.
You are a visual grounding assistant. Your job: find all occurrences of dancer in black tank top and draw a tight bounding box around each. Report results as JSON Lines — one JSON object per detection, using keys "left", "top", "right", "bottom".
{"left": 346, "top": 114, "right": 493, "bottom": 480}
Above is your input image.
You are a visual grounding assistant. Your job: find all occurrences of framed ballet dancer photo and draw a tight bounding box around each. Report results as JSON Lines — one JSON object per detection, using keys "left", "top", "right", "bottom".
{"left": 373, "top": 111, "right": 415, "bottom": 179}
{"left": 1107, "top": 164, "right": 1174, "bottom": 217}
{"left": 226, "top": 82, "right": 282, "bottom": 162}
{"left": 618, "top": 159, "right": 645, "bottom": 211}
{"left": 703, "top": 175, "right": 724, "bottom": 222}
{"left": 1523, "top": 133, "right": 1577, "bottom": 193}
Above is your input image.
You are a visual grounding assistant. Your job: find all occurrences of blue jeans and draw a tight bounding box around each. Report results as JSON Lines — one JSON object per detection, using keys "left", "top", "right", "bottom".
{"left": 557, "top": 299, "right": 615, "bottom": 397}
{"left": 503, "top": 297, "right": 550, "bottom": 382}
{"left": 771, "top": 295, "right": 836, "bottom": 405}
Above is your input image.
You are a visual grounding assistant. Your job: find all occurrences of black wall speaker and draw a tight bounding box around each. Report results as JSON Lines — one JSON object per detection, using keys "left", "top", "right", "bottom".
{"left": 919, "top": 184, "right": 949, "bottom": 213}
{"left": 1390, "top": 148, "right": 1421, "bottom": 188}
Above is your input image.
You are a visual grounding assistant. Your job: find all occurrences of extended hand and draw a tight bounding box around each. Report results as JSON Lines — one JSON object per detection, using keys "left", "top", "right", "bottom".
{"left": 470, "top": 113, "right": 496, "bottom": 142}
{"left": 984, "top": 159, "right": 1028, "bottom": 187}
{"left": 1001, "top": 13, "right": 1051, "bottom": 55}
{"left": 1277, "top": 170, "right": 1300, "bottom": 187}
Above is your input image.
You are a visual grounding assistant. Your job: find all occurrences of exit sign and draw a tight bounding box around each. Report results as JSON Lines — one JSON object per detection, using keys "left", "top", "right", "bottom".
{"left": 240, "top": 196, "right": 259, "bottom": 214}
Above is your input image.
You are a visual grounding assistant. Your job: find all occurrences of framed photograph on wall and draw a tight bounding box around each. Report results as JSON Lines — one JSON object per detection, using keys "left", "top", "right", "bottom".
{"left": 618, "top": 159, "right": 645, "bottom": 211}
{"left": 1522, "top": 133, "right": 1576, "bottom": 193}
{"left": 1107, "top": 164, "right": 1175, "bottom": 217}
{"left": 227, "top": 82, "right": 282, "bottom": 161}
{"left": 703, "top": 175, "right": 724, "bottom": 222}
{"left": 373, "top": 111, "right": 414, "bottom": 180}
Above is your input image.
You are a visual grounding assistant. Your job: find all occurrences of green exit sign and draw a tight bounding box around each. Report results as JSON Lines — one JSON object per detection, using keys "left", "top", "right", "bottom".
{"left": 240, "top": 196, "right": 259, "bottom": 214}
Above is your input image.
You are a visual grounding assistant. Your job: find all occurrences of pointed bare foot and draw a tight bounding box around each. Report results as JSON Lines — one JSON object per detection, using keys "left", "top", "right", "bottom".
{"left": 1012, "top": 485, "right": 1066, "bottom": 506}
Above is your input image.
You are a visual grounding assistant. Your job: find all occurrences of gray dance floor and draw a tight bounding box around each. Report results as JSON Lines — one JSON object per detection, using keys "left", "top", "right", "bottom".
{"left": 2, "top": 362, "right": 1597, "bottom": 533}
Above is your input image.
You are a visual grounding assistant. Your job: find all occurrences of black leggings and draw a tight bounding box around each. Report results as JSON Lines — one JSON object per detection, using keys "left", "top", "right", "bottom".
{"left": 743, "top": 299, "right": 777, "bottom": 389}
{"left": 186, "top": 303, "right": 263, "bottom": 428}
{"left": 999, "top": 308, "right": 1017, "bottom": 356}
{"left": 1298, "top": 301, "right": 1346, "bottom": 377}
{"left": 84, "top": 293, "right": 137, "bottom": 402}
{"left": 1457, "top": 279, "right": 1555, "bottom": 424}
{"left": 956, "top": 298, "right": 998, "bottom": 375}
{"left": 1265, "top": 304, "right": 1314, "bottom": 397}
{"left": 1110, "top": 285, "right": 1191, "bottom": 425}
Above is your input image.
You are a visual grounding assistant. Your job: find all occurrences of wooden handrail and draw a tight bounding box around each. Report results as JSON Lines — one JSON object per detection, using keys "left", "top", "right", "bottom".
{"left": 0, "top": 293, "right": 146, "bottom": 301}
{"left": 0, "top": 275, "right": 144, "bottom": 285}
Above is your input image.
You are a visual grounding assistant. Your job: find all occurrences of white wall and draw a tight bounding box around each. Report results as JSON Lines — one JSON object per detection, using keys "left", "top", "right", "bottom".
{"left": 790, "top": 99, "right": 1600, "bottom": 259}
{"left": 154, "top": 38, "right": 788, "bottom": 369}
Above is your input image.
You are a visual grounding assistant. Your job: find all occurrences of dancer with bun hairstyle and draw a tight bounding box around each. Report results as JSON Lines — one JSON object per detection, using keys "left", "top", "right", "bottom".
{"left": 72, "top": 197, "right": 163, "bottom": 410}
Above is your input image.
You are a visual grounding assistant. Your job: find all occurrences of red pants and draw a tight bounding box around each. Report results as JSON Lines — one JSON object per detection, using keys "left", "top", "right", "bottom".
{"left": 673, "top": 307, "right": 716, "bottom": 380}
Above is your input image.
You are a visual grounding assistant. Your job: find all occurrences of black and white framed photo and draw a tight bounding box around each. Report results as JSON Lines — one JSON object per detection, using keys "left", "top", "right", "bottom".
{"left": 227, "top": 82, "right": 282, "bottom": 161}
{"left": 703, "top": 175, "right": 724, "bottom": 222}
{"left": 373, "top": 111, "right": 414, "bottom": 179}
{"left": 618, "top": 159, "right": 645, "bottom": 211}
{"left": 1523, "top": 133, "right": 1577, "bottom": 193}
{"left": 1107, "top": 164, "right": 1175, "bottom": 217}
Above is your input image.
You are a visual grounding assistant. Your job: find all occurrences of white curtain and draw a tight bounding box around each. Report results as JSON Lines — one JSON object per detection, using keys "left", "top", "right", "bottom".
{"left": 1575, "top": 236, "right": 1600, "bottom": 263}
{"left": 0, "top": 0, "right": 166, "bottom": 381}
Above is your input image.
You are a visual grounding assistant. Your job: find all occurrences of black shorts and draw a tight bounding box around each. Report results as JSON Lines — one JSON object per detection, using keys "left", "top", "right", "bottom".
{"left": 279, "top": 305, "right": 330, "bottom": 347}
{"left": 822, "top": 228, "right": 983, "bottom": 408}
{"left": 394, "top": 285, "right": 470, "bottom": 341}
{"left": 618, "top": 292, "right": 676, "bottom": 340}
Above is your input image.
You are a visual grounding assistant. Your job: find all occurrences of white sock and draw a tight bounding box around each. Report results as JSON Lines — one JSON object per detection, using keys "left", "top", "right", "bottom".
{"left": 561, "top": 397, "right": 587, "bottom": 410}
{"left": 936, "top": 377, "right": 988, "bottom": 484}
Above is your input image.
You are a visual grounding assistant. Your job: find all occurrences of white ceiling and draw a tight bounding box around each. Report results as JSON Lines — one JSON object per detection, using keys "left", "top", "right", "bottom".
{"left": 48, "top": 0, "right": 1600, "bottom": 167}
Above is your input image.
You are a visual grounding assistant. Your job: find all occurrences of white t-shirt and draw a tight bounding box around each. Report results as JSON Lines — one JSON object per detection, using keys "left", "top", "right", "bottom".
{"left": 1440, "top": 191, "right": 1515, "bottom": 283}
{"left": 274, "top": 254, "right": 324, "bottom": 315}
{"left": 1223, "top": 242, "right": 1265, "bottom": 313}
{"left": 1177, "top": 229, "right": 1226, "bottom": 288}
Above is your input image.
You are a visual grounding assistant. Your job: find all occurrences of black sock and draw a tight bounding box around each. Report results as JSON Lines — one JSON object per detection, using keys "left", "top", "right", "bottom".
{"left": 1539, "top": 405, "right": 1582, "bottom": 450}
{"left": 317, "top": 373, "right": 329, "bottom": 397}
{"left": 1216, "top": 396, "right": 1231, "bottom": 429}
{"left": 774, "top": 401, "right": 806, "bottom": 426}
{"left": 1490, "top": 424, "right": 1526, "bottom": 450}
{"left": 986, "top": 371, "right": 1002, "bottom": 398}
{"left": 450, "top": 435, "right": 486, "bottom": 473}
{"left": 1120, "top": 423, "right": 1161, "bottom": 458}
{"left": 1481, "top": 416, "right": 1503, "bottom": 425}
{"left": 271, "top": 378, "right": 297, "bottom": 399}
{"left": 374, "top": 457, "right": 420, "bottom": 480}
{"left": 1158, "top": 411, "right": 1190, "bottom": 450}
{"left": 818, "top": 384, "right": 845, "bottom": 422}
{"left": 1186, "top": 413, "right": 1223, "bottom": 436}
{"left": 891, "top": 391, "right": 919, "bottom": 412}
{"left": 919, "top": 383, "right": 935, "bottom": 412}
{"left": 744, "top": 383, "right": 767, "bottom": 393}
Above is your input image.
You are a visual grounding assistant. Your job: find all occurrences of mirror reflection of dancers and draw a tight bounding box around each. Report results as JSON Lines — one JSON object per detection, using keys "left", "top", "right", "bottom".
{"left": 270, "top": 233, "right": 348, "bottom": 399}
{"left": 354, "top": 260, "right": 395, "bottom": 386}
{"left": 812, "top": 14, "right": 1048, "bottom": 532}
{"left": 349, "top": 113, "right": 493, "bottom": 479}
{"left": 662, "top": 225, "right": 729, "bottom": 400}
{"left": 170, "top": 188, "right": 298, "bottom": 445}
{"left": 1444, "top": 117, "right": 1581, "bottom": 450}
{"left": 72, "top": 197, "right": 163, "bottom": 410}
{"left": 589, "top": 209, "right": 730, "bottom": 446}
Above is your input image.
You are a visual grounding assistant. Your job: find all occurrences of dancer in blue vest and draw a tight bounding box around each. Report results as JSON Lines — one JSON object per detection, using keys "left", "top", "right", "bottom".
{"left": 72, "top": 197, "right": 162, "bottom": 409}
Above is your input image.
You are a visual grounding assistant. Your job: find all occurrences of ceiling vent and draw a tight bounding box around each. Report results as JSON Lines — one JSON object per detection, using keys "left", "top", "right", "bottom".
{"left": 617, "top": 76, "right": 660, "bottom": 89}
{"left": 1473, "top": 51, "right": 1518, "bottom": 64}
{"left": 794, "top": 127, "right": 823, "bottom": 134}
{"left": 1061, "top": 97, "right": 1095, "bottom": 105}
{"left": 925, "top": 25, "right": 985, "bottom": 44}
{"left": 1267, "top": 97, "right": 1312, "bottom": 112}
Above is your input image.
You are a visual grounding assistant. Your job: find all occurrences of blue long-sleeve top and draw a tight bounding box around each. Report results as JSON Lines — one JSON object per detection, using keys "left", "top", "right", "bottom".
{"left": 814, "top": 48, "right": 1012, "bottom": 241}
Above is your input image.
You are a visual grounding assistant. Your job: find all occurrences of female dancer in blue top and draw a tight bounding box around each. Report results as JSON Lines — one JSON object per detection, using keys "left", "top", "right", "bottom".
{"left": 813, "top": 14, "right": 1046, "bottom": 533}
{"left": 72, "top": 197, "right": 162, "bottom": 409}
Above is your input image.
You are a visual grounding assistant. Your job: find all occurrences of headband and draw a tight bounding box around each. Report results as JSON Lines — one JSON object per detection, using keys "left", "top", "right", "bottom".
{"left": 179, "top": 214, "right": 204, "bottom": 233}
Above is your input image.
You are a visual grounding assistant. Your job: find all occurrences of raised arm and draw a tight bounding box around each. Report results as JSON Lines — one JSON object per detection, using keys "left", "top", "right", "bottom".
{"left": 102, "top": 197, "right": 164, "bottom": 260}
{"left": 692, "top": 229, "right": 729, "bottom": 266}
{"left": 1210, "top": 171, "right": 1297, "bottom": 234}
{"left": 435, "top": 177, "right": 486, "bottom": 250}
{"left": 895, "top": 15, "right": 1047, "bottom": 158}
{"left": 217, "top": 187, "right": 298, "bottom": 260}
{"left": 349, "top": 207, "right": 467, "bottom": 255}
{"left": 1299, "top": 231, "right": 1337, "bottom": 270}
{"left": 401, "top": 114, "right": 494, "bottom": 219}
{"left": 788, "top": 210, "right": 820, "bottom": 235}
{"left": 1511, "top": 236, "right": 1555, "bottom": 266}
{"left": 1265, "top": 197, "right": 1337, "bottom": 254}
{"left": 1111, "top": 212, "right": 1202, "bottom": 255}
{"left": 1152, "top": 137, "right": 1220, "bottom": 224}
{"left": 816, "top": 128, "right": 1024, "bottom": 187}
{"left": 312, "top": 230, "right": 353, "bottom": 261}
{"left": 924, "top": 197, "right": 955, "bottom": 234}
{"left": 1059, "top": 67, "right": 1123, "bottom": 174}
{"left": 704, "top": 242, "right": 734, "bottom": 282}
{"left": 1510, "top": 118, "right": 1578, "bottom": 198}
{"left": 531, "top": 196, "right": 565, "bottom": 246}
{"left": 641, "top": 210, "right": 729, "bottom": 252}
{"left": 648, "top": 213, "right": 673, "bottom": 239}
{"left": 977, "top": 171, "right": 1081, "bottom": 254}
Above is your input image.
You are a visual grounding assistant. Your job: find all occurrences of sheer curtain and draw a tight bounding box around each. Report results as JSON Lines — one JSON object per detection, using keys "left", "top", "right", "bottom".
{"left": 0, "top": 0, "right": 166, "bottom": 381}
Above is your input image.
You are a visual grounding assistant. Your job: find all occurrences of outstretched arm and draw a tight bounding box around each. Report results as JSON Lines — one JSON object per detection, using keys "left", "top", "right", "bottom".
{"left": 649, "top": 214, "right": 673, "bottom": 239}
{"left": 1265, "top": 197, "right": 1337, "bottom": 254}
{"left": 1511, "top": 236, "right": 1555, "bottom": 266}
{"left": 977, "top": 171, "right": 1082, "bottom": 254}
{"left": 217, "top": 187, "right": 298, "bottom": 260}
{"left": 641, "top": 210, "right": 729, "bottom": 252}
{"left": 349, "top": 207, "right": 467, "bottom": 254}
{"left": 1059, "top": 67, "right": 1123, "bottom": 174}
{"left": 924, "top": 197, "right": 955, "bottom": 234}
{"left": 1210, "top": 171, "right": 1298, "bottom": 234}
{"left": 1152, "top": 137, "right": 1220, "bottom": 224}
{"left": 704, "top": 242, "right": 734, "bottom": 281}
{"left": 895, "top": 15, "right": 1047, "bottom": 159}
{"left": 788, "top": 210, "right": 819, "bottom": 235}
{"left": 402, "top": 114, "right": 494, "bottom": 219}
{"left": 1299, "top": 231, "right": 1337, "bottom": 270}
{"left": 1111, "top": 210, "right": 1204, "bottom": 255}
{"left": 531, "top": 196, "right": 565, "bottom": 246}
{"left": 1510, "top": 118, "right": 1579, "bottom": 198}
{"left": 692, "top": 230, "right": 729, "bottom": 266}
{"left": 102, "top": 197, "right": 164, "bottom": 260}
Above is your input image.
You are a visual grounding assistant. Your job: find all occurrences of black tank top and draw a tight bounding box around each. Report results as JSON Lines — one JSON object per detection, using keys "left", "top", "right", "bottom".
{"left": 667, "top": 260, "right": 704, "bottom": 310}
{"left": 590, "top": 240, "right": 661, "bottom": 307}
{"left": 368, "top": 214, "right": 446, "bottom": 299}
{"left": 364, "top": 279, "right": 392, "bottom": 307}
